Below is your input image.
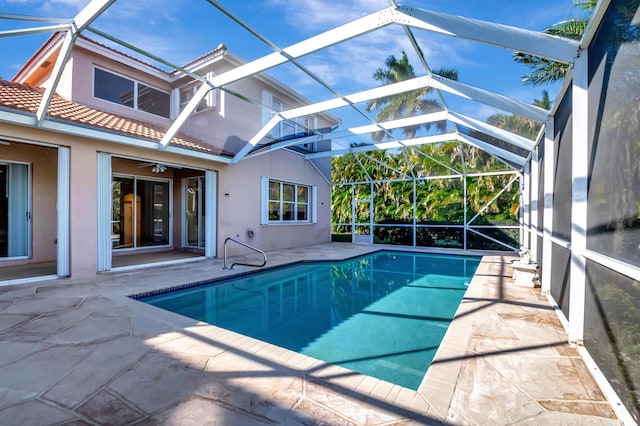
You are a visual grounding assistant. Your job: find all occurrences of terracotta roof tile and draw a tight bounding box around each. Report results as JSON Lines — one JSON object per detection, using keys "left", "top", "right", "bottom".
{"left": 0, "top": 80, "right": 233, "bottom": 157}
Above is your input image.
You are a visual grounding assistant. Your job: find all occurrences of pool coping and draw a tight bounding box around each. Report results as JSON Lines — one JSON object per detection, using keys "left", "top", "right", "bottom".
{"left": 126, "top": 249, "right": 492, "bottom": 422}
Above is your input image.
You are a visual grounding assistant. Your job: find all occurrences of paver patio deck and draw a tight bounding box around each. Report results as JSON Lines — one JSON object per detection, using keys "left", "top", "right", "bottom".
{"left": 0, "top": 243, "right": 623, "bottom": 425}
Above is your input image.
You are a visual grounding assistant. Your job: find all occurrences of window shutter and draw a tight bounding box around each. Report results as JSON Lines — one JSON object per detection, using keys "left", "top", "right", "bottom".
{"left": 206, "top": 72, "right": 217, "bottom": 108}
{"left": 261, "top": 176, "right": 269, "bottom": 225}
{"left": 311, "top": 185, "right": 317, "bottom": 224}
{"left": 261, "top": 90, "right": 273, "bottom": 127}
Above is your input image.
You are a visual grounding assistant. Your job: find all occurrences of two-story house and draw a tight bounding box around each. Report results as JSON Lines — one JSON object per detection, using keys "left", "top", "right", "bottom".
{"left": 0, "top": 32, "right": 340, "bottom": 283}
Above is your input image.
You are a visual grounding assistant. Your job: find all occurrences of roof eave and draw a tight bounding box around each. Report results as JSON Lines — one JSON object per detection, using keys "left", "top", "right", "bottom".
{"left": 0, "top": 107, "right": 233, "bottom": 164}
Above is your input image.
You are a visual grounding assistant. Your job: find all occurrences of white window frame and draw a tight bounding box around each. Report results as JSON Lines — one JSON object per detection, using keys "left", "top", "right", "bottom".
{"left": 261, "top": 90, "right": 316, "bottom": 146}
{"left": 111, "top": 173, "right": 173, "bottom": 251}
{"left": 179, "top": 79, "right": 217, "bottom": 114}
{"left": 93, "top": 66, "right": 171, "bottom": 118}
{"left": 261, "top": 176, "right": 317, "bottom": 225}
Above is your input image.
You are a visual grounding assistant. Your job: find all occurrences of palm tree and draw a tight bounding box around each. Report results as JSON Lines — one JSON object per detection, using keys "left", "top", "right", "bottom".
{"left": 365, "top": 51, "right": 458, "bottom": 141}
{"left": 514, "top": 0, "right": 597, "bottom": 85}
{"left": 486, "top": 90, "right": 552, "bottom": 139}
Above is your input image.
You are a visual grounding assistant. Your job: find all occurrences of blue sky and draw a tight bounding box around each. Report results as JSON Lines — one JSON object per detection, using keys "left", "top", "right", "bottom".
{"left": 0, "top": 0, "right": 581, "bottom": 131}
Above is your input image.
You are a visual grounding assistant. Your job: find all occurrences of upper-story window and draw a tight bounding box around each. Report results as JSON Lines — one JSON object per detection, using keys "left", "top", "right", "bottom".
{"left": 261, "top": 90, "right": 317, "bottom": 150}
{"left": 180, "top": 85, "right": 216, "bottom": 113}
{"left": 179, "top": 72, "right": 217, "bottom": 114}
{"left": 94, "top": 67, "right": 170, "bottom": 118}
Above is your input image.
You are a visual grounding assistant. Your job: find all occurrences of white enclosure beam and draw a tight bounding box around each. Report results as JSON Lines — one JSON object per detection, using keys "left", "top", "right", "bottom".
{"left": 457, "top": 134, "right": 526, "bottom": 167}
{"left": 236, "top": 72, "right": 542, "bottom": 163}
{"left": 568, "top": 50, "right": 589, "bottom": 345}
{"left": 447, "top": 111, "right": 534, "bottom": 151}
{"left": 230, "top": 114, "right": 283, "bottom": 163}
{"left": 522, "top": 161, "right": 531, "bottom": 249}
{"left": 0, "top": 24, "right": 71, "bottom": 38}
{"left": 35, "top": 0, "right": 115, "bottom": 125}
{"left": 431, "top": 75, "right": 549, "bottom": 122}
{"left": 541, "top": 120, "right": 555, "bottom": 294}
{"left": 351, "top": 111, "right": 449, "bottom": 135}
{"left": 162, "top": 8, "right": 396, "bottom": 149}
{"left": 396, "top": 6, "right": 579, "bottom": 63}
{"left": 36, "top": 31, "right": 75, "bottom": 124}
{"left": 306, "top": 133, "right": 457, "bottom": 158}
{"left": 245, "top": 111, "right": 450, "bottom": 160}
{"left": 529, "top": 139, "right": 541, "bottom": 261}
{"left": 0, "top": 13, "right": 70, "bottom": 24}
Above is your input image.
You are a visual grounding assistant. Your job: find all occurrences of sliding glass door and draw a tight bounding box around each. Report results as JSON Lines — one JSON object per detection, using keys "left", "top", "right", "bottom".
{"left": 112, "top": 175, "right": 171, "bottom": 250}
{"left": 0, "top": 162, "right": 30, "bottom": 258}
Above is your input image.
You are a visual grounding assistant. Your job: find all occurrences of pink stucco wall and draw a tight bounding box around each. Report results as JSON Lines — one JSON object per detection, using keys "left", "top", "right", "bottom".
{"left": 0, "top": 122, "right": 331, "bottom": 280}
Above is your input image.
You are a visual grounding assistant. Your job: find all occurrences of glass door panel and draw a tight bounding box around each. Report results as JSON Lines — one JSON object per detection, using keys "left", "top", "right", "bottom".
{"left": 185, "top": 176, "right": 205, "bottom": 248}
{"left": 0, "top": 164, "right": 7, "bottom": 257}
{"left": 138, "top": 180, "right": 169, "bottom": 247}
{"left": 0, "top": 163, "right": 30, "bottom": 258}
{"left": 112, "top": 176, "right": 170, "bottom": 250}
{"left": 112, "top": 177, "right": 135, "bottom": 249}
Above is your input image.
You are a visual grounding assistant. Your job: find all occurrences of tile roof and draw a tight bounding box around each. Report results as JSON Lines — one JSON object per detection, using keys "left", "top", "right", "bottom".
{"left": 0, "top": 80, "right": 233, "bottom": 157}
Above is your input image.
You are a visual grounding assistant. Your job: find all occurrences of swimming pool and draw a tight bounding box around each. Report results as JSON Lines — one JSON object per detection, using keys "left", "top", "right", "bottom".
{"left": 137, "top": 250, "right": 480, "bottom": 390}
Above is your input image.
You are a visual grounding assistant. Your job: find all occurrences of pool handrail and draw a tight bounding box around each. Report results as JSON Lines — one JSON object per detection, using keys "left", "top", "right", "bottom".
{"left": 223, "top": 237, "right": 267, "bottom": 270}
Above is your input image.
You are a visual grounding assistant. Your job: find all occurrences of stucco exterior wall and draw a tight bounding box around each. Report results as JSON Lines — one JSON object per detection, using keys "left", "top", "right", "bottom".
{"left": 63, "top": 46, "right": 173, "bottom": 127}
{"left": 217, "top": 148, "right": 331, "bottom": 256}
{"left": 0, "top": 122, "right": 330, "bottom": 280}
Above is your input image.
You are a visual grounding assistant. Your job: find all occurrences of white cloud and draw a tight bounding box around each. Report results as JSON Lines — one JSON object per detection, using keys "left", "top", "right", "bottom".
{"left": 265, "top": 0, "right": 389, "bottom": 31}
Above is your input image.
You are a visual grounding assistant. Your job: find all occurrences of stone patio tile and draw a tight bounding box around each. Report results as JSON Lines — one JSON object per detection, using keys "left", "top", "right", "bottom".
{"left": 518, "top": 410, "right": 623, "bottom": 425}
{"left": 0, "top": 399, "right": 76, "bottom": 425}
{"left": 153, "top": 332, "right": 227, "bottom": 358}
{"left": 304, "top": 380, "right": 402, "bottom": 425}
{"left": 484, "top": 353, "right": 607, "bottom": 402}
{"left": 0, "top": 313, "right": 37, "bottom": 333}
{"left": 43, "top": 336, "right": 151, "bottom": 408}
{"left": 0, "top": 346, "right": 89, "bottom": 408}
{"left": 108, "top": 351, "right": 207, "bottom": 414}
{"left": 0, "top": 341, "right": 47, "bottom": 367}
{"left": 538, "top": 399, "right": 618, "bottom": 419}
{"left": 43, "top": 312, "right": 131, "bottom": 345}
{"left": 138, "top": 397, "right": 268, "bottom": 426}
{"left": 447, "top": 356, "right": 544, "bottom": 425}
{"left": 1, "top": 296, "right": 81, "bottom": 314}
{"left": 196, "top": 350, "right": 303, "bottom": 423}
{"left": 468, "top": 334, "right": 569, "bottom": 359}
{"left": 76, "top": 389, "right": 145, "bottom": 425}
{"left": 292, "top": 399, "right": 357, "bottom": 426}
{"left": 9, "top": 306, "right": 92, "bottom": 337}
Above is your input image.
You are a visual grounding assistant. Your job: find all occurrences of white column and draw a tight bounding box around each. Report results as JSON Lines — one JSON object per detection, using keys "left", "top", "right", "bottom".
{"left": 529, "top": 145, "right": 540, "bottom": 260}
{"left": 522, "top": 161, "right": 531, "bottom": 250}
{"left": 541, "top": 120, "right": 555, "bottom": 294}
{"left": 96, "top": 152, "right": 112, "bottom": 272}
{"left": 57, "top": 147, "right": 70, "bottom": 276}
{"left": 569, "top": 50, "right": 589, "bottom": 345}
{"left": 205, "top": 170, "right": 217, "bottom": 258}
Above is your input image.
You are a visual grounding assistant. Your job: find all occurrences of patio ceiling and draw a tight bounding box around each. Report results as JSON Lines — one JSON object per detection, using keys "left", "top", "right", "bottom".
{"left": 0, "top": 0, "right": 580, "bottom": 170}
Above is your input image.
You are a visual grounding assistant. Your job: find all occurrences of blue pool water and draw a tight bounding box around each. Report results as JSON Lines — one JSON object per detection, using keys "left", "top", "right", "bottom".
{"left": 137, "top": 251, "right": 480, "bottom": 389}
